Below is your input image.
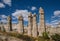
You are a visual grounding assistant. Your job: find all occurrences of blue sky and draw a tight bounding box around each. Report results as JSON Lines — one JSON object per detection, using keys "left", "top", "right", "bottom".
{"left": 0, "top": 0, "right": 60, "bottom": 27}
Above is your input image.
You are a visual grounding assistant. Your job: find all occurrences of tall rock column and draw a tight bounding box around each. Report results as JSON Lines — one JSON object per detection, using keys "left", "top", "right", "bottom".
{"left": 39, "top": 7, "right": 45, "bottom": 36}
{"left": 32, "top": 13, "right": 38, "bottom": 37}
{"left": 7, "top": 16, "right": 12, "bottom": 31}
{"left": 28, "top": 12, "right": 33, "bottom": 36}
{"left": 18, "top": 16, "right": 24, "bottom": 34}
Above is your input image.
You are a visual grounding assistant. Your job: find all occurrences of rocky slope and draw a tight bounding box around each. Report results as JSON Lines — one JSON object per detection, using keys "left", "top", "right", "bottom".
{"left": 0, "top": 35, "right": 25, "bottom": 41}
{"left": 0, "top": 31, "right": 35, "bottom": 41}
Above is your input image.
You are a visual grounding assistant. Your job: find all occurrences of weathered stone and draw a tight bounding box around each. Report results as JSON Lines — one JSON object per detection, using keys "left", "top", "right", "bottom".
{"left": 18, "top": 16, "right": 24, "bottom": 34}
{"left": 7, "top": 16, "right": 12, "bottom": 31}
{"left": 28, "top": 12, "right": 33, "bottom": 36}
{"left": 32, "top": 13, "right": 38, "bottom": 37}
{"left": 39, "top": 7, "right": 45, "bottom": 36}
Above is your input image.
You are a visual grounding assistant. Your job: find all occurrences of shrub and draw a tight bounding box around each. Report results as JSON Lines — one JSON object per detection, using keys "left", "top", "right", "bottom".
{"left": 42, "top": 32, "right": 49, "bottom": 39}
{"left": 38, "top": 36, "right": 50, "bottom": 41}
{"left": 51, "top": 34, "right": 60, "bottom": 41}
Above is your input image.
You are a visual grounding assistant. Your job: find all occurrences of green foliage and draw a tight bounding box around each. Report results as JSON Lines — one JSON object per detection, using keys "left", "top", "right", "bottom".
{"left": 38, "top": 36, "right": 50, "bottom": 41}
{"left": 42, "top": 32, "right": 49, "bottom": 39}
{"left": 38, "top": 36, "right": 45, "bottom": 41}
{"left": 51, "top": 34, "right": 60, "bottom": 41}
{"left": 37, "top": 32, "right": 50, "bottom": 41}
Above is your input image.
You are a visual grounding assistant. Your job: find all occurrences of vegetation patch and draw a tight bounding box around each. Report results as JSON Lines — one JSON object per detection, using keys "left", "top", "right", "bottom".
{"left": 0, "top": 31, "right": 35, "bottom": 41}
{"left": 51, "top": 34, "right": 60, "bottom": 41}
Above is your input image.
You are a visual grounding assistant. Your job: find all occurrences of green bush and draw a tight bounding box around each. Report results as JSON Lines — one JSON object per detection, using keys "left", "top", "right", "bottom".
{"left": 38, "top": 36, "right": 50, "bottom": 41}
{"left": 51, "top": 34, "right": 60, "bottom": 41}
{"left": 42, "top": 32, "right": 49, "bottom": 39}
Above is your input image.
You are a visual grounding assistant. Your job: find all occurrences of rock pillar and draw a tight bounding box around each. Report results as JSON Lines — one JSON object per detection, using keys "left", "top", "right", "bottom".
{"left": 7, "top": 16, "right": 12, "bottom": 31}
{"left": 18, "top": 16, "right": 24, "bottom": 34}
{"left": 32, "top": 13, "right": 38, "bottom": 37}
{"left": 28, "top": 12, "right": 33, "bottom": 36}
{"left": 39, "top": 7, "right": 45, "bottom": 36}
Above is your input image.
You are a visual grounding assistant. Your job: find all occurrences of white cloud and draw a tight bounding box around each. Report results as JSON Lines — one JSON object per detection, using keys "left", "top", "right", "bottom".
{"left": 0, "top": 3, "right": 5, "bottom": 8}
{"left": 51, "top": 10, "right": 60, "bottom": 26}
{"left": 1, "top": 15, "right": 7, "bottom": 18}
{"left": 1, "top": 19, "right": 7, "bottom": 23}
{"left": 51, "top": 20, "right": 58, "bottom": 23}
{"left": 45, "top": 19, "right": 60, "bottom": 27}
{"left": 12, "top": 21, "right": 17, "bottom": 24}
{"left": 46, "top": 22, "right": 58, "bottom": 27}
{"left": 3, "top": 0, "right": 11, "bottom": 6}
{"left": 54, "top": 10, "right": 60, "bottom": 16}
{"left": 12, "top": 16, "right": 17, "bottom": 20}
{"left": 52, "top": 10, "right": 60, "bottom": 18}
{"left": 0, "top": 15, "right": 7, "bottom": 23}
{"left": 12, "top": 9, "right": 30, "bottom": 21}
{"left": 0, "top": 0, "right": 11, "bottom": 8}
{"left": 31, "top": 6, "right": 37, "bottom": 10}
{"left": 12, "top": 17, "right": 16, "bottom": 20}
{"left": 50, "top": 20, "right": 60, "bottom": 27}
{"left": 45, "top": 22, "right": 51, "bottom": 27}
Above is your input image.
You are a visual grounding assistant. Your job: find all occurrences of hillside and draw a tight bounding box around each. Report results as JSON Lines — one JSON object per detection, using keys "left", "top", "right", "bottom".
{"left": 0, "top": 31, "right": 56, "bottom": 41}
